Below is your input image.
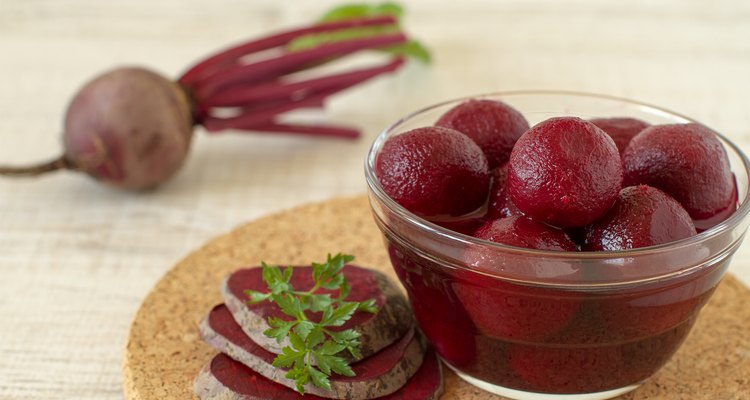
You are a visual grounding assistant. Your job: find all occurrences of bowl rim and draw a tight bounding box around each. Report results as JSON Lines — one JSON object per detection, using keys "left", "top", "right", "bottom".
{"left": 364, "top": 90, "right": 750, "bottom": 261}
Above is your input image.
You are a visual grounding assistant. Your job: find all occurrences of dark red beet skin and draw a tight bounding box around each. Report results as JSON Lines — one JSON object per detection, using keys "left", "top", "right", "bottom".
{"left": 435, "top": 99, "right": 530, "bottom": 168}
{"left": 622, "top": 123, "right": 736, "bottom": 231}
{"left": 508, "top": 117, "right": 623, "bottom": 228}
{"left": 584, "top": 185, "right": 697, "bottom": 251}
{"left": 376, "top": 126, "right": 490, "bottom": 217}
{"left": 487, "top": 165, "right": 523, "bottom": 220}
{"left": 453, "top": 217, "right": 580, "bottom": 341}
{"left": 589, "top": 117, "right": 650, "bottom": 155}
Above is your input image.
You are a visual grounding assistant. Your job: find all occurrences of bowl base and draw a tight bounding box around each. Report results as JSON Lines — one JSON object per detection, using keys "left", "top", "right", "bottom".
{"left": 446, "top": 362, "right": 641, "bottom": 400}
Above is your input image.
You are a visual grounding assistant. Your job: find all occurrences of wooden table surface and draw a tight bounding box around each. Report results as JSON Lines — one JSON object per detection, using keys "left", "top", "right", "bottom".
{"left": 1, "top": 1, "right": 749, "bottom": 399}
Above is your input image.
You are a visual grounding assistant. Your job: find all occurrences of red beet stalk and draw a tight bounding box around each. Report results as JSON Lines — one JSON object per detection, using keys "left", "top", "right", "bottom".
{"left": 179, "top": 15, "right": 398, "bottom": 85}
{"left": 181, "top": 15, "right": 409, "bottom": 139}
{"left": 201, "top": 57, "right": 405, "bottom": 132}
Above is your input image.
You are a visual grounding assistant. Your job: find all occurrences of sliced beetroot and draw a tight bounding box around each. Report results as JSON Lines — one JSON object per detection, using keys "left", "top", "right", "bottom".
{"left": 589, "top": 117, "right": 650, "bottom": 155}
{"left": 199, "top": 304, "right": 426, "bottom": 399}
{"left": 194, "top": 350, "right": 443, "bottom": 400}
{"left": 453, "top": 217, "right": 580, "bottom": 341}
{"left": 508, "top": 117, "right": 623, "bottom": 228}
{"left": 453, "top": 274, "right": 581, "bottom": 343}
{"left": 487, "top": 165, "right": 523, "bottom": 220}
{"left": 194, "top": 353, "right": 327, "bottom": 400}
{"left": 622, "top": 123, "right": 736, "bottom": 231}
{"left": 222, "top": 265, "right": 411, "bottom": 361}
{"left": 375, "top": 126, "right": 490, "bottom": 217}
{"left": 435, "top": 99, "right": 530, "bottom": 168}
{"left": 583, "top": 185, "right": 696, "bottom": 251}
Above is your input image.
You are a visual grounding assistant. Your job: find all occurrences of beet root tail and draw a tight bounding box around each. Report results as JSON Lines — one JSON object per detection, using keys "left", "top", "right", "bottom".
{"left": 0, "top": 156, "right": 75, "bottom": 177}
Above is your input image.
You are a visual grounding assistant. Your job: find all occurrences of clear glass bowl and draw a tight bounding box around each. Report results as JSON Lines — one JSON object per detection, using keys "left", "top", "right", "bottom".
{"left": 364, "top": 91, "right": 750, "bottom": 400}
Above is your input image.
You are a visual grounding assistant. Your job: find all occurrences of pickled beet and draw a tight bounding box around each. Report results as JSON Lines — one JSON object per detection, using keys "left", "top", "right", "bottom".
{"left": 473, "top": 215, "right": 577, "bottom": 252}
{"left": 509, "top": 344, "right": 624, "bottom": 393}
{"left": 487, "top": 165, "right": 523, "bottom": 220}
{"left": 453, "top": 216, "right": 579, "bottom": 341}
{"left": 508, "top": 117, "right": 623, "bottom": 228}
{"left": 435, "top": 99, "right": 530, "bottom": 168}
{"left": 622, "top": 123, "right": 736, "bottom": 231}
{"left": 388, "top": 244, "right": 476, "bottom": 367}
{"left": 584, "top": 185, "right": 697, "bottom": 251}
{"left": 376, "top": 126, "right": 490, "bottom": 217}
{"left": 589, "top": 117, "right": 650, "bottom": 155}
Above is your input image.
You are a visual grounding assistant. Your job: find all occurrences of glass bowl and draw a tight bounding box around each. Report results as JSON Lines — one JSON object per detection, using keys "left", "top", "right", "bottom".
{"left": 364, "top": 91, "right": 750, "bottom": 400}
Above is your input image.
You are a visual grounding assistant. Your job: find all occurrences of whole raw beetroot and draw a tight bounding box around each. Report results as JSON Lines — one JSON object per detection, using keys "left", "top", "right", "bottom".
{"left": 63, "top": 68, "right": 193, "bottom": 189}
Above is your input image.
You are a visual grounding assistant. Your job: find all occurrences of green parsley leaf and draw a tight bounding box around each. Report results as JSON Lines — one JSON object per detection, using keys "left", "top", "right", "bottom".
{"left": 323, "top": 302, "right": 358, "bottom": 327}
{"left": 320, "top": 340, "right": 347, "bottom": 355}
{"left": 264, "top": 317, "right": 296, "bottom": 343}
{"left": 315, "top": 350, "right": 333, "bottom": 375}
{"left": 289, "top": 332, "right": 306, "bottom": 351}
{"left": 357, "top": 298, "right": 379, "bottom": 314}
{"left": 244, "top": 289, "right": 271, "bottom": 304}
{"left": 307, "top": 327, "right": 326, "bottom": 349}
{"left": 247, "top": 253, "right": 376, "bottom": 394}
{"left": 339, "top": 280, "right": 351, "bottom": 301}
{"left": 309, "top": 294, "right": 333, "bottom": 313}
{"left": 273, "top": 293, "right": 304, "bottom": 319}
{"left": 272, "top": 346, "right": 303, "bottom": 368}
{"left": 294, "top": 320, "right": 316, "bottom": 340}
{"left": 308, "top": 366, "right": 332, "bottom": 391}
{"left": 327, "top": 354, "right": 356, "bottom": 377}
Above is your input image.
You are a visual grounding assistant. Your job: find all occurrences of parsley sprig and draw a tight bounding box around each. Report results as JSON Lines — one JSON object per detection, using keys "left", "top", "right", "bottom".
{"left": 245, "top": 253, "right": 378, "bottom": 394}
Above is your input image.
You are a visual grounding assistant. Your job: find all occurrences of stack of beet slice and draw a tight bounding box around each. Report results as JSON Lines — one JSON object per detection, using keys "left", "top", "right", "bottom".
{"left": 194, "top": 264, "right": 444, "bottom": 399}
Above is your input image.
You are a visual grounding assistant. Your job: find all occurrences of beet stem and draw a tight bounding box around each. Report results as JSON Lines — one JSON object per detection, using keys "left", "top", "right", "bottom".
{"left": 0, "top": 156, "right": 74, "bottom": 177}
{"left": 202, "top": 57, "right": 405, "bottom": 107}
{"left": 201, "top": 57, "right": 405, "bottom": 133}
{"left": 179, "top": 15, "right": 398, "bottom": 85}
{"left": 238, "top": 122, "right": 360, "bottom": 139}
{"left": 202, "top": 89, "right": 336, "bottom": 132}
{"left": 192, "top": 33, "right": 407, "bottom": 99}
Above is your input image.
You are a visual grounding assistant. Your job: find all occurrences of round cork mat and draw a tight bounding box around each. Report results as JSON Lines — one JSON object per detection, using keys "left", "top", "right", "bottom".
{"left": 123, "top": 195, "right": 750, "bottom": 400}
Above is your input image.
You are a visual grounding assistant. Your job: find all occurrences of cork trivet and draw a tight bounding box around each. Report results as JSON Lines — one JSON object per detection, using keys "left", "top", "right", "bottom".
{"left": 122, "top": 195, "right": 750, "bottom": 400}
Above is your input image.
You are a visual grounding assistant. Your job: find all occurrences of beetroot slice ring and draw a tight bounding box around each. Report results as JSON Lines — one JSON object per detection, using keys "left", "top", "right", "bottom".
{"left": 199, "top": 304, "right": 426, "bottom": 399}
{"left": 193, "top": 350, "right": 444, "bottom": 400}
{"left": 221, "top": 265, "right": 412, "bottom": 362}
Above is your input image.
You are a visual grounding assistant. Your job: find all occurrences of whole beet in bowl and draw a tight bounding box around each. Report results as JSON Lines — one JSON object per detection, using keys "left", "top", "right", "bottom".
{"left": 364, "top": 91, "right": 750, "bottom": 400}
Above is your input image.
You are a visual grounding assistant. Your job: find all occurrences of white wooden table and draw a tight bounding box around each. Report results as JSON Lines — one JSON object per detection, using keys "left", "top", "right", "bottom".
{"left": 1, "top": 1, "right": 749, "bottom": 398}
